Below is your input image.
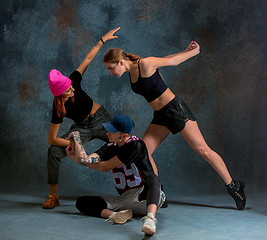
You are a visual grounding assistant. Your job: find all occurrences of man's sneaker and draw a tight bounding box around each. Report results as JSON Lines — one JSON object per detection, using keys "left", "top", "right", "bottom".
{"left": 227, "top": 180, "right": 246, "bottom": 210}
{"left": 161, "top": 199, "right": 168, "bottom": 208}
{"left": 107, "top": 209, "right": 133, "bottom": 224}
{"left": 160, "top": 185, "right": 168, "bottom": 208}
{"left": 141, "top": 213, "right": 157, "bottom": 236}
{"left": 42, "top": 194, "right": 59, "bottom": 209}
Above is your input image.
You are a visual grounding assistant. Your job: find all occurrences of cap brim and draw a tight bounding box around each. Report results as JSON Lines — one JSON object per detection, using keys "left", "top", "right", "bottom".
{"left": 103, "top": 122, "right": 118, "bottom": 133}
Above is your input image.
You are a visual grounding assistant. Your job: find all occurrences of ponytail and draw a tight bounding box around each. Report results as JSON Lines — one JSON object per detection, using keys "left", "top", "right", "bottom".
{"left": 126, "top": 53, "right": 141, "bottom": 61}
{"left": 103, "top": 48, "right": 141, "bottom": 63}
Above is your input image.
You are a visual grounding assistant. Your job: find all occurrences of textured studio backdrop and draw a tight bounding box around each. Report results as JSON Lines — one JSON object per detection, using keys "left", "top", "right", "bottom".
{"left": 0, "top": 0, "right": 266, "bottom": 200}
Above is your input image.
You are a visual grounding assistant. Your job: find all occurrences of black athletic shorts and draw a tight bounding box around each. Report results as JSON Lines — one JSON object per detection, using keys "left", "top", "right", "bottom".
{"left": 151, "top": 97, "right": 196, "bottom": 135}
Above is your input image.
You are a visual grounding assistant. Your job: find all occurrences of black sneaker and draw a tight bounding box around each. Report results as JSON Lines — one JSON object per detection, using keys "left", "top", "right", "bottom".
{"left": 161, "top": 198, "right": 168, "bottom": 208}
{"left": 160, "top": 184, "right": 168, "bottom": 208}
{"left": 226, "top": 180, "right": 246, "bottom": 210}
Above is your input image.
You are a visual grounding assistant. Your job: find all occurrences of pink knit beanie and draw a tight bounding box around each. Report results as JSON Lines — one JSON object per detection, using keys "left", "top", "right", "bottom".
{"left": 48, "top": 69, "right": 72, "bottom": 96}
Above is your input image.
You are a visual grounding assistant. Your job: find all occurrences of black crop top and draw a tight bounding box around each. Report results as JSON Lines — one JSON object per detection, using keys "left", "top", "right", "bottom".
{"left": 130, "top": 60, "right": 167, "bottom": 103}
{"left": 51, "top": 71, "right": 94, "bottom": 124}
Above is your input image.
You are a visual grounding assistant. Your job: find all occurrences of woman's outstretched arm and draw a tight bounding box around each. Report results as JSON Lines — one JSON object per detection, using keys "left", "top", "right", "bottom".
{"left": 76, "top": 27, "right": 120, "bottom": 76}
{"left": 140, "top": 41, "right": 200, "bottom": 75}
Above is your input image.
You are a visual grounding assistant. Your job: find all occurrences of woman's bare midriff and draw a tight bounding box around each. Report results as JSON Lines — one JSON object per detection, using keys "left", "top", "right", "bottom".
{"left": 149, "top": 88, "right": 175, "bottom": 111}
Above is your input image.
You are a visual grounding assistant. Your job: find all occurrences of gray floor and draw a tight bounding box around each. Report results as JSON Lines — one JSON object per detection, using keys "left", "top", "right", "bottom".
{"left": 1, "top": 191, "right": 266, "bottom": 240}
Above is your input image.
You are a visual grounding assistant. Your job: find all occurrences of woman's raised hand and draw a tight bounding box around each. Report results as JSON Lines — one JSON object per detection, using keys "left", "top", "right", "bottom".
{"left": 102, "top": 27, "right": 120, "bottom": 43}
{"left": 186, "top": 41, "right": 200, "bottom": 56}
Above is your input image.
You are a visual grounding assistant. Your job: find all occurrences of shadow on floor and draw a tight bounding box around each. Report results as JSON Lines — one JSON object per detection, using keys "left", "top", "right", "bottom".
{"left": 167, "top": 200, "right": 252, "bottom": 211}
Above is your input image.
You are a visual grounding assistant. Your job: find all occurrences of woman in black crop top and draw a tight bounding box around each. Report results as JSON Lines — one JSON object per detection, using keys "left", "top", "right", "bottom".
{"left": 103, "top": 41, "right": 246, "bottom": 210}
{"left": 42, "top": 27, "right": 120, "bottom": 209}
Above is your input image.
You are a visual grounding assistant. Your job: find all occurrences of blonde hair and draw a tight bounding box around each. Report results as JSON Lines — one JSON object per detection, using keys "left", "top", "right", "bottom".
{"left": 103, "top": 48, "right": 141, "bottom": 63}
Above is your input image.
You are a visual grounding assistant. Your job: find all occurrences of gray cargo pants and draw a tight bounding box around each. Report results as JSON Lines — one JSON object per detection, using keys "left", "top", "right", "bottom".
{"left": 47, "top": 106, "right": 111, "bottom": 184}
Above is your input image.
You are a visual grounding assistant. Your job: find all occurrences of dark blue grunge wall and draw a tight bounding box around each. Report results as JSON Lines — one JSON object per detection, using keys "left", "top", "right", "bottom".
{"left": 0, "top": 0, "right": 266, "bottom": 199}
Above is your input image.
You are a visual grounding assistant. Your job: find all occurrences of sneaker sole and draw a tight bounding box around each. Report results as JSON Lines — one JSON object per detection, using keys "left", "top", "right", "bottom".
{"left": 113, "top": 210, "right": 133, "bottom": 224}
{"left": 42, "top": 201, "right": 59, "bottom": 209}
{"left": 141, "top": 225, "right": 156, "bottom": 236}
{"left": 237, "top": 183, "right": 246, "bottom": 210}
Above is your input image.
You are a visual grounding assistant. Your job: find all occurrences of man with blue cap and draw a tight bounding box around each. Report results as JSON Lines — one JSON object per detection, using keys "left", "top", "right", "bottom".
{"left": 66, "top": 114, "right": 166, "bottom": 236}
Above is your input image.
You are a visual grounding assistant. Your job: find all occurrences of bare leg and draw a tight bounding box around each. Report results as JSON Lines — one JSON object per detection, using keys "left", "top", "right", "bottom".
{"left": 101, "top": 209, "right": 114, "bottom": 218}
{"left": 49, "top": 184, "right": 58, "bottom": 195}
{"left": 180, "top": 120, "right": 232, "bottom": 185}
{"left": 147, "top": 204, "right": 157, "bottom": 217}
{"left": 142, "top": 124, "right": 171, "bottom": 175}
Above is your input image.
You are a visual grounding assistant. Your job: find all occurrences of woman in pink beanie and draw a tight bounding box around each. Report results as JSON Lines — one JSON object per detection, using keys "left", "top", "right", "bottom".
{"left": 43, "top": 27, "right": 120, "bottom": 209}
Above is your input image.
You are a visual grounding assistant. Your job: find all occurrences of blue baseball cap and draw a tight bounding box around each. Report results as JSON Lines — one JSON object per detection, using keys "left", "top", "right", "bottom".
{"left": 103, "top": 114, "right": 135, "bottom": 134}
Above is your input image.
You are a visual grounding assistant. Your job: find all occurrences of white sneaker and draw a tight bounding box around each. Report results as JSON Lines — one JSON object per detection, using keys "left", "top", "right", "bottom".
{"left": 107, "top": 209, "right": 133, "bottom": 224}
{"left": 141, "top": 213, "right": 157, "bottom": 235}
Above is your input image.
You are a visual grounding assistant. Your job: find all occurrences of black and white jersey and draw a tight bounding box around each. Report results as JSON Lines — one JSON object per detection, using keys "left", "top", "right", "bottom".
{"left": 96, "top": 136, "right": 155, "bottom": 195}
